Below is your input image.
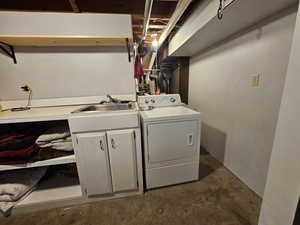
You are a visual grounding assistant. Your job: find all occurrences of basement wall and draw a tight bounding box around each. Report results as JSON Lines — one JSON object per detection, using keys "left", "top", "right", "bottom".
{"left": 259, "top": 3, "right": 300, "bottom": 224}
{"left": 0, "top": 47, "right": 134, "bottom": 101}
{"left": 189, "top": 12, "right": 296, "bottom": 196}
{"left": 0, "top": 12, "right": 134, "bottom": 105}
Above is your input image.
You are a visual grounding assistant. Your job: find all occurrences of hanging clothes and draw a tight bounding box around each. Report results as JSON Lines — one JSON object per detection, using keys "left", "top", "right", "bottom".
{"left": 134, "top": 55, "right": 144, "bottom": 79}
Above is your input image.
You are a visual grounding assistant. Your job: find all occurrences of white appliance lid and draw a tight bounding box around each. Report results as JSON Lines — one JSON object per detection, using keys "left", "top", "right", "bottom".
{"left": 140, "top": 106, "right": 200, "bottom": 121}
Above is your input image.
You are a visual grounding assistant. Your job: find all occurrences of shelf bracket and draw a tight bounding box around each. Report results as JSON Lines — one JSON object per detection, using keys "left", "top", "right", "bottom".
{"left": 0, "top": 42, "right": 17, "bottom": 64}
{"left": 126, "top": 38, "right": 132, "bottom": 63}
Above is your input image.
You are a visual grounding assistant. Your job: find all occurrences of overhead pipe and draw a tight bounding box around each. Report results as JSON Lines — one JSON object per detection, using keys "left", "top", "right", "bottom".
{"left": 142, "top": 0, "right": 154, "bottom": 40}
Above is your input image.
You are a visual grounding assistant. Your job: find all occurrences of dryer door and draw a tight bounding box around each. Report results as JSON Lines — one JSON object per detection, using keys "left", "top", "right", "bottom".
{"left": 147, "top": 120, "right": 198, "bottom": 164}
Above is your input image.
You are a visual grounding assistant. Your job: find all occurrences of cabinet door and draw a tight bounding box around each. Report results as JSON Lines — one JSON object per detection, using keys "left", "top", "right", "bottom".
{"left": 107, "top": 130, "right": 137, "bottom": 192}
{"left": 76, "top": 132, "right": 112, "bottom": 196}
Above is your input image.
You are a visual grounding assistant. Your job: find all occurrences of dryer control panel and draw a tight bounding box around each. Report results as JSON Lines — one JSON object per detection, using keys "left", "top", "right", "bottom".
{"left": 138, "top": 94, "right": 182, "bottom": 107}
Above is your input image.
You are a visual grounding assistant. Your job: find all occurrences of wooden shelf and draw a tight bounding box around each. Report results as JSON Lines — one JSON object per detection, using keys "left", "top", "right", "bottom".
{"left": 0, "top": 35, "right": 132, "bottom": 47}
{"left": 0, "top": 155, "right": 76, "bottom": 171}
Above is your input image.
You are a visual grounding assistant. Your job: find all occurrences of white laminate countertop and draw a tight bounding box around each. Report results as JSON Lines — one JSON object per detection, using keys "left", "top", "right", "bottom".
{"left": 0, "top": 105, "right": 83, "bottom": 124}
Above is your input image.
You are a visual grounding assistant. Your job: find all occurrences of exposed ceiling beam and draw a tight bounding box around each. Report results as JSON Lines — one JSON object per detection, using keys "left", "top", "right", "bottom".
{"left": 133, "top": 15, "right": 170, "bottom": 20}
{"left": 69, "top": 0, "right": 80, "bottom": 13}
{"left": 133, "top": 24, "right": 167, "bottom": 29}
{"left": 146, "top": 0, "right": 193, "bottom": 72}
{"left": 158, "top": 0, "right": 192, "bottom": 46}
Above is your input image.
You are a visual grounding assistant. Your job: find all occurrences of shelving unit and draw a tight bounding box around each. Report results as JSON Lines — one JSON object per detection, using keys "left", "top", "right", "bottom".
{"left": 0, "top": 155, "right": 76, "bottom": 172}
{"left": 15, "top": 171, "right": 82, "bottom": 213}
{"left": 0, "top": 41, "right": 16, "bottom": 63}
{"left": 0, "top": 35, "right": 133, "bottom": 63}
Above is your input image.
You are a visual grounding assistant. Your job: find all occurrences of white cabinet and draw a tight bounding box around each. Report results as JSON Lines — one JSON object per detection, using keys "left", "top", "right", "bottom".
{"left": 107, "top": 130, "right": 137, "bottom": 192}
{"left": 75, "top": 132, "right": 112, "bottom": 196}
{"left": 74, "top": 129, "right": 137, "bottom": 197}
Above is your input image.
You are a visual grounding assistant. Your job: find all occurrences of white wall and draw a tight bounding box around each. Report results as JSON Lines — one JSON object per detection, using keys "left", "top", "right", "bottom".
{"left": 0, "top": 47, "right": 134, "bottom": 101}
{"left": 189, "top": 12, "right": 296, "bottom": 196}
{"left": 259, "top": 4, "right": 300, "bottom": 225}
{"left": 0, "top": 12, "right": 132, "bottom": 36}
{"left": 0, "top": 12, "right": 134, "bottom": 105}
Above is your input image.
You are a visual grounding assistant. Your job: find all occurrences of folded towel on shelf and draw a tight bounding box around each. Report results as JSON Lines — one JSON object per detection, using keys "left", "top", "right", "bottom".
{"left": 38, "top": 136, "right": 73, "bottom": 152}
{"left": 0, "top": 167, "right": 48, "bottom": 215}
{"left": 36, "top": 126, "right": 73, "bottom": 152}
{"left": 36, "top": 126, "right": 70, "bottom": 144}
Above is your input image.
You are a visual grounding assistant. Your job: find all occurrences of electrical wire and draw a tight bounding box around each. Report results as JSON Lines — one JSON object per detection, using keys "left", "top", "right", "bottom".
{"left": 0, "top": 88, "right": 32, "bottom": 112}
{"left": 26, "top": 89, "right": 32, "bottom": 109}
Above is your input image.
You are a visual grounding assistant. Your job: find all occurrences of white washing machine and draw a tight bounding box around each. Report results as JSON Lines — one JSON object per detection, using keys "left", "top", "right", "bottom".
{"left": 138, "top": 94, "right": 201, "bottom": 189}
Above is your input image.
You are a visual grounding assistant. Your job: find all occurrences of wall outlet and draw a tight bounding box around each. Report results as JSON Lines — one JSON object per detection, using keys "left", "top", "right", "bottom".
{"left": 21, "top": 85, "right": 31, "bottom": 92}
{"left": 251, "top": 73, "right": 261, "bottom": 87}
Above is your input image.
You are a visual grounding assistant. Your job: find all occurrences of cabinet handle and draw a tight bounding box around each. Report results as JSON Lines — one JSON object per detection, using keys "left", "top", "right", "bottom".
{"left": 99, "top": 140, "right": 104, "bottom": 151}
{"left": 111, "top": 138, "right": 116, "bottom": 149}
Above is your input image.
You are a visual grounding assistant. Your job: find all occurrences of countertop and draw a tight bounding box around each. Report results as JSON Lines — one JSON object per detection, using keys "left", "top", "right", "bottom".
{"left": 0, "top": 105, "right": 83, "bottom": 124}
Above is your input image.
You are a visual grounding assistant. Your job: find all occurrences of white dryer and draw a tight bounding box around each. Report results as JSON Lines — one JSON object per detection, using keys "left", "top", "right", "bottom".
{"left": 138, "top": 94, "right": 201, "bottom": 189}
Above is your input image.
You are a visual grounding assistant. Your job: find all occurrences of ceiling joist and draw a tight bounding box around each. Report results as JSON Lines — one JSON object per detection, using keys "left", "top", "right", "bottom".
{"left": 132, "top": 24, "right": 167, "bottom": 29}
{"left": 146, "top": 0, "right": 193, "bottom": 72}
{"left": 68, "top": 0, "right": 80, "bottom": 13}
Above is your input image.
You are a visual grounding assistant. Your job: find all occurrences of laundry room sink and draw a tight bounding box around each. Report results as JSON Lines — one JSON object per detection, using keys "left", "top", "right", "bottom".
{"left": 71, "top": 103, "right": 134, "bottom": 114}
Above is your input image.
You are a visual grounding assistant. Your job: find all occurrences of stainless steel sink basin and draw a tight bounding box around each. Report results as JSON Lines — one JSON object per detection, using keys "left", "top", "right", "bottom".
{"left": 72, "top": 103, "right": 134, "bottom": 113}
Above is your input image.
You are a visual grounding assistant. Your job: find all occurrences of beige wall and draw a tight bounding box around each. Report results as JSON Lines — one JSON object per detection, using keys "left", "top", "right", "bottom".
{"left": 189, "top": 12, "right": 296, "bottom": 196}
{"left": 259, "top": 4, "right": 300, "bottom": 225}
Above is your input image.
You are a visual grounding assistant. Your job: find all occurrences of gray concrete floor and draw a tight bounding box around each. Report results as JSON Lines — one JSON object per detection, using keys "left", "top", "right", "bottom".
{"left": 0, "top": 151, "right": 261, "bottom": 225}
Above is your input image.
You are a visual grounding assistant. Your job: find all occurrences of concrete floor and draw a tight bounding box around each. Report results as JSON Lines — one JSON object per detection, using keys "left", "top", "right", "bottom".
{"left": 0, "top": 151, "right": 261, "bottom": 225}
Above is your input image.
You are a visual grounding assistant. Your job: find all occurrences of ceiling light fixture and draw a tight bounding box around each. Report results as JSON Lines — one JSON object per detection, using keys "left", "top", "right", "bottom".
{"left": 152, "top": 39, "right": 158, "bottom": 48}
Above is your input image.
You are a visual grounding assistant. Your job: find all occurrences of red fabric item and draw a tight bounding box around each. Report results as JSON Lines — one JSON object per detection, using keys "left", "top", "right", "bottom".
{"left": 0, "top": 143, "right": 38, "bottom": 160}
{"left": 0, "top": 160, "right": 27, "bottom": 165}
{"left": 134, "top": 55, "right": 144, "bottom": 79}
{"left": 0, "top": 134, "right": 24, "bottom": 144}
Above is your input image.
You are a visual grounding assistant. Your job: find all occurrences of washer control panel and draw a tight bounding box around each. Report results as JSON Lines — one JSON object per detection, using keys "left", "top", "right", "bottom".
{"left": 138, "top": 94, "right": 182, "bottom": 107}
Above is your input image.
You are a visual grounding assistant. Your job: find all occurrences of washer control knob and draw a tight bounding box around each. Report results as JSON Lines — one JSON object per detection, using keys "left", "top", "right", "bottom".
{"left": 170, "top": 97, "right": 176, "bottom": 103}
{"left": 151, "top": 99, "right": 156, "bottom": 104}
{"left": 145, "top": 99, "right": 149, "bottom": 104}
